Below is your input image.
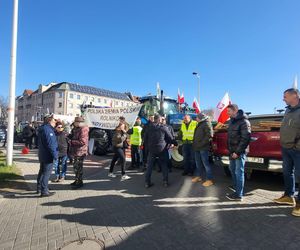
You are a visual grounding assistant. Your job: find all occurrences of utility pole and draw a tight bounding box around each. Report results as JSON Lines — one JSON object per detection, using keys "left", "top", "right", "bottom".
{"left": 6, "top": 0, "right": 19, "bottom": 166}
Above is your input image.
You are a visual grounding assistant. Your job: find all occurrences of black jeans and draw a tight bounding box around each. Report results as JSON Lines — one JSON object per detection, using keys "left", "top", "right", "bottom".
{"left": 145, "top": 149, "right": 169, "bottom": 184}
{"left": 131, "top": 145, "right": 141, "bottom": 167}
{"left": 110, "top": 147, "right": 126, "bottom": 175}
{"left": 25, "top": 136, "right": 33, "bottom": 149}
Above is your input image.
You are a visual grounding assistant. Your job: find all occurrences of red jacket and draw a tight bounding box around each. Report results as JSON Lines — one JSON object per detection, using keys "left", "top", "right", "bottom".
{"left": 69, "top": 126, "right": 89, "bottom": 157}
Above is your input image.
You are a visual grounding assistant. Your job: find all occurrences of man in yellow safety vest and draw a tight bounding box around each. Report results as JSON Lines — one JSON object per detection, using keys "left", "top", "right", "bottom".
{"left": 128, "top": 117, "right": 143, "bottom": 169}
{"left": 178, "top": 114, "right": 197, "bottom": 175}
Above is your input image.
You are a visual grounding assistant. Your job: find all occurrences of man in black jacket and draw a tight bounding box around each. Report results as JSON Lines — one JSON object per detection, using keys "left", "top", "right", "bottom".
{"left": 144, "top": 114, "right": 177, "bottom": 187}
{"left": 226, "top": 104, "right": 251, "bottom": 201}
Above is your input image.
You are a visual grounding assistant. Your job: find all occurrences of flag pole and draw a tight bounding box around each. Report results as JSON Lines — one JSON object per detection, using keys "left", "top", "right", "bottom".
{"left": 6, "top": 0, "right": 19, "bottom": 166}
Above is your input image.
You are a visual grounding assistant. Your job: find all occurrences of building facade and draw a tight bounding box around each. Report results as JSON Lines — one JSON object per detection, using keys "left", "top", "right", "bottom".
{"left": 16, "top": 82, "right": 137, "bottom": 123}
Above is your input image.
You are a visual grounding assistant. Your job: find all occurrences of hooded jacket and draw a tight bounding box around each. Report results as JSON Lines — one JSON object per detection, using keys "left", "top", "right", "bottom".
{"left": 227, "top": 110, "right": 251, "bottom": 155}
{"left": 280, "top": 102, "right": 300, "bottom": 150}
{"left": 192, "top": 116, "right": 213, "bottom": 151}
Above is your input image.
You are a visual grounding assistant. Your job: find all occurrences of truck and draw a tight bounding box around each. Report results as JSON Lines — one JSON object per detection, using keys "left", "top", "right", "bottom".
{"left": 212, "top": 114, "right": 283, "bottom": 179}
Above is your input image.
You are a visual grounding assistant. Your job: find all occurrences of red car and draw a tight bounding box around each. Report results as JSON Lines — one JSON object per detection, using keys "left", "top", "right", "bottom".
{"left": 212, "top": 114, "right": 283, "bottom": 178}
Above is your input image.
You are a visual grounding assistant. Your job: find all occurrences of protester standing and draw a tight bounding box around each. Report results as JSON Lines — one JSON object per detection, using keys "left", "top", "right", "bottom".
{"left": 52, "top": 121, "right": 69, "bottom": 182}
{"left": 141, "top": 115, "right": 154, "bottom": 171}
{"left": 178, "top": 115, "right": 197, "bottom": 176}
{"left": 128, "top": 117, "right": 143, "bottom": 169}
{"left": 226, "top": 104, "right": 251, "bottom": 201}
{"left": 108, "top": 123, "right": 131, "bottom": 180}
{"left": 68, "top": 117, "right": 89, "bottom": 188}
{"left": 161, "top": 116, "right": 175, "bottom": 172}
{"left": 144, "top": 114, "right": 177, "bottom": 188}
{"left": 37, "top": 115, "right": 58, "bottom": 197}
{"left": 23, "top": 123, "right": 35, "bottom": 149}
{"left": 274, "top": 88, "right": 300, "bottom": 216}
{"left": 192, "top": 113, "right": 214, "bottom": 186}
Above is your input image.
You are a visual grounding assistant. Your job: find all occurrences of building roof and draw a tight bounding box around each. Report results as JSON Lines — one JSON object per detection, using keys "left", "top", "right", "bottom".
{"left": 46, "top": 82, "right": 131, "bottom": 101}
{"left": 23, "top": 89, "right": 34, "bottom": 96}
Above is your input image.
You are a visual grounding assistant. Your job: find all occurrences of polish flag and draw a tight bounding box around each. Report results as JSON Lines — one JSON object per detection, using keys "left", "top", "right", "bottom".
{"left": 177, "top": 88, "right": 185, "bottom": 104}
{"left": 214, "top": 92, "right": 231, "bottom": 123}
{"left": 192, "top": 97, "right": 201, "bottom": 114}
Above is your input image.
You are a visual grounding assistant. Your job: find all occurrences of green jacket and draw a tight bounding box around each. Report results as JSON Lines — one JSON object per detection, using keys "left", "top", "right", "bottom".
{"left": 192, "top": 117, "right": 213, "bottom": 151}
{"left": 280, "top": 103, "right": 300, "bottom": 150}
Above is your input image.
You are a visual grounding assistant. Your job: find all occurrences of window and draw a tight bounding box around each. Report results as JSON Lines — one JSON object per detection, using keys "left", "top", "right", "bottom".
{"left": 115, "top": 101, "right": 119, "bottom": 106}
{"left": 68, "top": 103, "right": 73, "bottom": 108}
{"left": 58, "top": 102, "right": 62, "bottom": 108}
{"left": 69, "top": 93, "right": 74, "bottom": 99}
{"left": 121, "top": 102, "right": 124, "bottom": 107}
{"left": 58, "top": 92, "right": 63, "bottom": 98}
{"left": 98, "top": 98, "right": 101, "bottom": 103}
{"left": 104, "top": 99, "right": 107, "bottom": 104}
{"left": 77, "top": 95, "right": 81, "bottom": 100}
{"left": 91, "top": 97, "right": 95, "bottom": 102}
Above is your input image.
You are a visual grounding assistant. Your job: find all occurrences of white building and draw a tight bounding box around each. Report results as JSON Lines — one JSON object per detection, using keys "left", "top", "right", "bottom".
{"left": 16, "top": 82, "right": 136, "bottom": 123}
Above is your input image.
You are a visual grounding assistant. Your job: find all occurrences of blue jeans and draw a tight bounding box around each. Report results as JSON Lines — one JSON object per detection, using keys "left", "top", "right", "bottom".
{"left": 182, "top": 144, "right": 195, "bottom": 174}
{"left": 282, "top": 147, "right": 300, "bottom": 201}
{"left": 54, "top": 155, "right": 68, "bottom": 178}
{"left": 145, "top": 149, "right": 169, "bottom": 184}
{"left": 37, "top": 162, "right": 54, "bottom": 195}
{"left": 229, "top": 154, "right": 246, "bottom": 198}
{"left": 194, "top": 150, "right": 213, "bottom": 180}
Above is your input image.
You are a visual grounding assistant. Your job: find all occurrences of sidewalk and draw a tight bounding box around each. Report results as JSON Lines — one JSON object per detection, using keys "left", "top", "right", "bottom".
{"left": 0, "top": 144, "right": 299, "bottom": 250}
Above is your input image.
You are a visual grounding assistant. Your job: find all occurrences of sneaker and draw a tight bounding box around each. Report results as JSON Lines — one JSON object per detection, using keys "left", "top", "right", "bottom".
{"left": 273, "top": 195, "right": 296, "bottom": 206}
{"left": 145, "top": 183, "right": 154, "bottom": 188}
{"left": 226, "top": 193, "right": 243, "bottom": 201}
{"left": 192, "top": 177, "right": 202, "bottom": 183}
{"left": 228, "top": 185, "right": 236, "bottom": 192}
{"left": 59, "top": 177, "right": 65, "bottom": 182}
{"left": 121, "top": 175, "right": 131, "bottom": 181}
{"left": 202, "top": 180, "right": 214, "bottom": 187}
{"left": 292, "top": 202, "right": 300, "bottom": 217}
{"left": 108, "top": 173, "right": 117, "bottom": 178}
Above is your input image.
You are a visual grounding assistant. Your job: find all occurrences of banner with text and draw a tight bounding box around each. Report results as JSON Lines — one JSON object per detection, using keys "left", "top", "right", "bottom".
{"left": 84, "top": 105, "right": 142, "bottom": 130}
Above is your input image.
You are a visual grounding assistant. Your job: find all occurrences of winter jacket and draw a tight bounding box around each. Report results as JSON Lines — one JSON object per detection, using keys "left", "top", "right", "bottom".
{"left": 69, "top": 126, "right": 89, "bottom": 157}
{"left": 227, "top": 110, "right": 251, "bottom": 155}
{"left": 280, "top": 102, "right": 300, "bottom": 150}
{"left": 144, "top": 123, "right": 177, "bottom": 154}
{"left": 56, "top": 131, "right": 69, "bottom": 157}
{"left": 38, "top": 124, "right": 58, "bottom": 163}
{"left": 23, "top": 125, "right": 34, "bottom": 138}
{"left": 112, "top": 130, "right": 127, "bottom": 148}
{"left": 192, "top": 117, "right": 213, "bottom": 151}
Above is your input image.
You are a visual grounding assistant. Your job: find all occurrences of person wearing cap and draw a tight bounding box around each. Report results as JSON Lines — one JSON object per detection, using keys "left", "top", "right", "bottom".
{"left": 144, "top": 114, "right": 178, "bottom": 188}
{"left": 68, "top": 116, "right": 89, "bottom": 188}
{"left": 51, "top": 122, "right": 69, "bottom": 182}
{"left": 192, "top": 113, "right": 214, "bottom": 187}
{"left": 36, "top": 114, "right": 58, "bottom": 197}
{"left": 178, "top": 114, "right": 198, "bottom": 176}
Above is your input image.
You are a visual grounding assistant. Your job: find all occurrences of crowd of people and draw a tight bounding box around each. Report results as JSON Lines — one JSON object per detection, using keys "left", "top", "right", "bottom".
{"left": 29, "top": 88, "right": 300, "bottom": 217}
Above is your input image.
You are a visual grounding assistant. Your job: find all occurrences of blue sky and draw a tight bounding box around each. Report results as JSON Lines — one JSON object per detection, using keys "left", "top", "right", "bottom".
{"left": 0, "top": 0, "right": 299, "bottom": 114}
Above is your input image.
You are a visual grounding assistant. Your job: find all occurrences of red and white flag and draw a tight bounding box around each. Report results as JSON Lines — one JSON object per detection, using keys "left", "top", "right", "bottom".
{"left": 177, "top": 88, "right": 185, "bottom": 104}
{"left": 192, "top": 97, "right": 201, "bottom": 114}
{"left": 214, "top": 92, "right": 231, "bottom": 123}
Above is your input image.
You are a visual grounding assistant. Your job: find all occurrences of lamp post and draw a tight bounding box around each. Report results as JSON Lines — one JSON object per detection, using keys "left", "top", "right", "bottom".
{"left": 6, "top": 0, "right": 19, "bottom": 166}
{"left": 192, "top": 72, "right": 200, "bottom": 105}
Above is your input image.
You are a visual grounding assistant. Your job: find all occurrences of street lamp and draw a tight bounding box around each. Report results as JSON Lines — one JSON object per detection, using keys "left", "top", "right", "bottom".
{"left": 192, "top": 72, "right": 200, "bottom": 105}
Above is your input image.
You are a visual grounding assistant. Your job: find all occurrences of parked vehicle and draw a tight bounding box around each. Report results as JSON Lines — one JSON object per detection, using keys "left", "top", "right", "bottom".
{"left": 212, "top": 114, "right": 283, "bottom": 178}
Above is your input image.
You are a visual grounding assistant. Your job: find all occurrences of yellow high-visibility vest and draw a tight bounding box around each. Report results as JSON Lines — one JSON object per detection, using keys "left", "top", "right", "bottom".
{"left": 181, "top": 120, "right": 197, "bottom": 141}
{"left": 130, "top": 126, "right": 143, "bottom": 146}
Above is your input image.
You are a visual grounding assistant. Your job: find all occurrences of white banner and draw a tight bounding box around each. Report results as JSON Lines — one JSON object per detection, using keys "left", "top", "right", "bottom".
{"left": 84, "top": 105, "right": 142, "bottom": 130}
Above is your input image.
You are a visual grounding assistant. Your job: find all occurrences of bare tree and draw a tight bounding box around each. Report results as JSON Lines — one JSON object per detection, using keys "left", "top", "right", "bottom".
{"left": 0, "top": 96, "right": 8, "bottom": 125}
